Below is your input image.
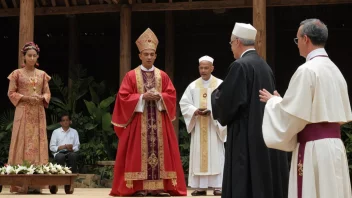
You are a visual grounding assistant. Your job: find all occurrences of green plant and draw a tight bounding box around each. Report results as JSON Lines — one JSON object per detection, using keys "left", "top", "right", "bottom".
{"left": 178, "top": 116, "right": 190, "bottom": 183}
{"left": 94, "top": 166, "right": 114, "bottom": 180}
{"left": 341, "top": 122, "right": 352, "bottom": 172}
{"left": 49, "top": 64, "right": 94, "bottom": 117}
{"left": 0, "top": 108, "right": 14, "bottom": 165}
{"left": 83, "top": 81, "right": 117, "bottom": 161}
{"left": 47, "top": 64, "right": 118, "bottom": 166}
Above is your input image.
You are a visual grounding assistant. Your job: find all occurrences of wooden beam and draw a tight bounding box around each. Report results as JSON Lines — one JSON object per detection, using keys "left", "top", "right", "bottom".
{"left": 18, "top": 0, "right": 35, "bottom": 68}
{"left": 64, "top": 0, "right": 69, "bottom": 7}
{"left": 1, "top": 1, "right": 352, "bottom": 17}
{"left": 253, "top": 0, "right": 266, "bottom": 60}
{"left": 51, "top": 0, "right": 56, "bottom": 7}
{"left": 1, "top": 0, "right": 8, "bottom": 9}
{"left": 119, "top": 4, "right": 131, "bottom": 85}
{"left": 132, "top": 1, "right": 246, "bottom": 11}
{"left": 0, "top": 4, "right": 121, "bottom": 17}
{"left": 12, "top": 0, "right": 17, "bottom": 8}
{"left": 71, "top": 0, "right": 77, "bottom": 6}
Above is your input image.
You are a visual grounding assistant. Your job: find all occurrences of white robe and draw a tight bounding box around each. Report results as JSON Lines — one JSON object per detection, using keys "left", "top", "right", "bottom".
{"left": 263, "top": 48, "right": 352, "bottom": 198}
{"left": 180, "top": 75, "right": 227, "bottom": 188}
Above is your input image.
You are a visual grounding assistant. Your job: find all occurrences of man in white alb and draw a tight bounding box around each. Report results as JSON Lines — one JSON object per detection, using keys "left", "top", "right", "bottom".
{"left": 260, "top": 18, "right": 352, "bottom": 198}
{"left": 180, "top": 55, "right": 226, "bottom": 196}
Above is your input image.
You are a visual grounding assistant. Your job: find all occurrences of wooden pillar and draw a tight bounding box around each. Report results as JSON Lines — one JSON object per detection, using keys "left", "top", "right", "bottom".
{"left": 165, "top": 11, "right": 179, "bottom": 138}
{"left": 18, "top": 0, "right": 35, "bottom": 68}
{"left": 253, "top": 0, "right": 266, "bottom": 60}
{"left": 119, "top": 4, "right": 131, "bottom": 85}
{"left": 68, "top": 14, "right": 79, "bottom": 112}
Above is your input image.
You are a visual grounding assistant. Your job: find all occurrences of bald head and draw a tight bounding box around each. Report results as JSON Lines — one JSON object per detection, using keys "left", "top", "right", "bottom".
{"left": 198, "top": 56, "right": 214, "bottom": 81}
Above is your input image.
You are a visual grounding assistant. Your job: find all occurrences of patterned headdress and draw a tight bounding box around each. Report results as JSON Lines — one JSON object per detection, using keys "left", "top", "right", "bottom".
{"left": 135, "top": 28, "right": 159, "bottom": 52}
{"left": 21, "top": 42, "right": 40, "bottom": 55}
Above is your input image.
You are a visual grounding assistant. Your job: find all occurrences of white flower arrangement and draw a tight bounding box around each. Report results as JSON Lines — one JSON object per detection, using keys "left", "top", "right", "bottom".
{"left": 0, "top": 163, "right": 72, "bottom": 175}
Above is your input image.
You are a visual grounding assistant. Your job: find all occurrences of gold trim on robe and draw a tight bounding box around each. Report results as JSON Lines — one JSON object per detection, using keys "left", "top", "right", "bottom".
{"left": 195, "top": 77, "right": 218, "bottom": 173}
{"left": 124, "top": 66, "right": 177, "bottom": 190}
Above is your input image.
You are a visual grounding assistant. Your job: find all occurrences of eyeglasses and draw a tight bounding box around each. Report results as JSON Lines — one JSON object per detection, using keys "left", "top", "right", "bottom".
{"left": 229, "top": 38, "right": 238, "bottom": 45}
{"left": 293, "top": 38, "right": 298, "bottom": 45}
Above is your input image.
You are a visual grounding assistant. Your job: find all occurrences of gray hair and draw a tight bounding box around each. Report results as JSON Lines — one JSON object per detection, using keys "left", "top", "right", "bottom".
{"left": 238, "top": 37, "right": 255, "bottom": 46}
{"left": 299, "top": 18, "right": 328, "bottom": 46}
{"left": 231, "top": 34, "right": 255, "bottom": 46}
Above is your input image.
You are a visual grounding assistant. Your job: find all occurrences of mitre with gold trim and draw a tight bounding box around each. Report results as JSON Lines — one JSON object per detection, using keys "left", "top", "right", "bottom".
{"left": 135, "top": 28, "right": 159, "bottom": 52}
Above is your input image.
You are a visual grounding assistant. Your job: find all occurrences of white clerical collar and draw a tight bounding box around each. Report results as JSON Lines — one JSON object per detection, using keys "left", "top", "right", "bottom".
{"left": 306, "top": 48, "right": 328, "bottom": 62}
{"left": 201, "top": 75, "right": 212, "bottom": 83}
{"left": 141, "top": 65, "right": 155, "bottom": 71}
{"left": 240, "top": 48, "right": 255, "bottom": 58}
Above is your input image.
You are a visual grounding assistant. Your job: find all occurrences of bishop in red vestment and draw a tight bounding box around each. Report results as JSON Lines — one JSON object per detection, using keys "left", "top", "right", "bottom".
{"left": 109, "top": 28, "right": 187, "bottom": 197}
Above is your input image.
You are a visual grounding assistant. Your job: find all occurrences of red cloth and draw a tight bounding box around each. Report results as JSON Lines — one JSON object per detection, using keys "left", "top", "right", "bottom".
{"left": 110, "top": 69, "right": 187, "bottom": 196}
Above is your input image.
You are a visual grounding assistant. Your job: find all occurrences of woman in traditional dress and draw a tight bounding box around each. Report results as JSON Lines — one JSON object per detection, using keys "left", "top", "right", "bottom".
{"left": 7, "top": 42, "right": 51, "bottom": 193}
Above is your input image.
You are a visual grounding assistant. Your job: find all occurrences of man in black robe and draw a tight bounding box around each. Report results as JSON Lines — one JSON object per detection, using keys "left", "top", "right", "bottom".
{"left": 211, "top": 22, "right": 289, "bottom": 198}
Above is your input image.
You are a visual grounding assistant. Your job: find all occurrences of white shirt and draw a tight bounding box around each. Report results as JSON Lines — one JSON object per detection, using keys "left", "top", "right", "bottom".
{"left": 49, "top": 127, "right": 80, "bottom": 157}
{"left": 306, "top": 48, "right": 328, "bottom": 62}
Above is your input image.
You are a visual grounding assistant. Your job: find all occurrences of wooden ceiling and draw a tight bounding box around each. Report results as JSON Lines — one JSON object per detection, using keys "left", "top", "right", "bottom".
{"left": 0, "top": 0, "right": 351, "bottom": 17}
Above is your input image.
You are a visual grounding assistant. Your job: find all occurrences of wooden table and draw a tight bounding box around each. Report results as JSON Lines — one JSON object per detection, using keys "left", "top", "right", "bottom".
{"left": 0, "top": 174, "right": 78, "bottom": 194}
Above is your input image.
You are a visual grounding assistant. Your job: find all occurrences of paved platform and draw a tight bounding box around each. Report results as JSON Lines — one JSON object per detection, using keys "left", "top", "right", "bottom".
{"left": 0, "top": 187, "right": 217, "bottom": 197}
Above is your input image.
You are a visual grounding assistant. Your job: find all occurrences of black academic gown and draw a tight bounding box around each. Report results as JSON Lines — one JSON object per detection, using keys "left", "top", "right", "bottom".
{"left": 211, "top": 50, "right": 289, "bottom": 198}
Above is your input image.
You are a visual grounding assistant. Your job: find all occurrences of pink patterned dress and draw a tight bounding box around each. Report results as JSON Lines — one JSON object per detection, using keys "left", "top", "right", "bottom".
{"left": 7, "top": 68, "right": 51, "bottom": 166}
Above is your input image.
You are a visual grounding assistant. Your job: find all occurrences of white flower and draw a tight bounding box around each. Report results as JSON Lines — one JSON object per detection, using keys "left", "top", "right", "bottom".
{"left": 6, "top": 165, "right": 15, "bottom": 174}
{"left": 63, "top": 167, "right": 72, "bottom": 174}
{"left": 43, "top": 166, "right": 50, "bottom": 173}
{"left": 15, "top": 166, "right": 28, "bottom": 174}
{"left": 59, "top": 170, "right": 66, "bottom": 174}
{"left": 51, "top": 167, "right": 57, "bottom": 174}
{"left": 48, "top": 163, "right": 54, "bottom": 169}
{"left": 55, "top": 164, "right": 63, "bottom": 171}
{"left": 0, "top": 167, "right": 5, "bottom": 174}
{"left": 0, "top": 167, "right": 5, "bottom": 175}
{"left": 27, "top": 165, "right": 35, "bottom": 174}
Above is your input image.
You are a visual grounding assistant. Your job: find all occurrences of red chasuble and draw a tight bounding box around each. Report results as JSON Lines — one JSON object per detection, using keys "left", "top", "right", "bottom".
{"left": 110, "top": 66, "right": 187, "bottom": 196}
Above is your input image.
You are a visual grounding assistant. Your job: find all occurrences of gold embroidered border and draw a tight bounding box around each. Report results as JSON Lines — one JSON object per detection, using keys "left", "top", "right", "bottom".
{"left": 154, "top": 68, "right": 166, "bottom": 179}
{"left": 143, "top": 180, "right": 164, "bottom": 190}
{"left": 160, "top": 171, "right": 177, "bottom": 179}
{"left": 156, "top": 69, "right": 176, "bottom": 122}
{"left": 122, "top": 66, "right": 148, "bottom": 181}
{"left": 125, "top": 172, "right": 147, "bottom": 180}
{"left": 195, "top": 77, "right": 219, "bottom": 173}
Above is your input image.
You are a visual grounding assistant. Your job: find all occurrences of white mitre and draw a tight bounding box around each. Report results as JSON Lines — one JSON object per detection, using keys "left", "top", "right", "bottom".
{"left": 199, "top": 55, "right": 214, "bottom": 63}
{"left": 232, "top": 23, "right": 257, "bottom": 40}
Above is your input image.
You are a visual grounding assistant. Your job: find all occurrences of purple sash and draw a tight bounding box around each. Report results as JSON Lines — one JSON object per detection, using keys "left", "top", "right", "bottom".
{"left": 297, "top": 123, "right": 340, "bottom": 198}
